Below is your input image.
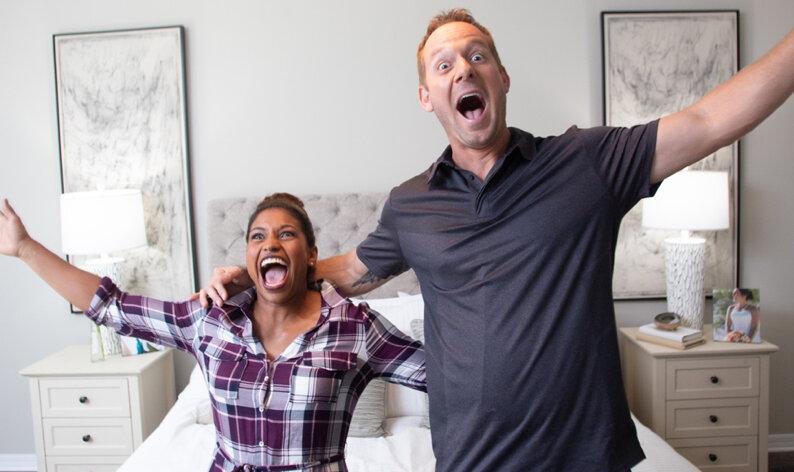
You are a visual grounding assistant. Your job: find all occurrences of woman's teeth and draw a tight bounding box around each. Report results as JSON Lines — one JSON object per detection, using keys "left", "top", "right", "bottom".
{"left": 260, "top": 257, "right": 288, "bottom": 288}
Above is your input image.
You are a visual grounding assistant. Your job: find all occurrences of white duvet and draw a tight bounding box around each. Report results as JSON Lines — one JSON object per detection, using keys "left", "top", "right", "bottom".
{"left": 119, "top": 370, "right": 697, "bottom": 472}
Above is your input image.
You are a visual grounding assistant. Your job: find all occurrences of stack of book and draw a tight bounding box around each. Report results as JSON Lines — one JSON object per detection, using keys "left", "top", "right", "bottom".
{"left": 636, "top": 324, "right": 705, "bottom": 350}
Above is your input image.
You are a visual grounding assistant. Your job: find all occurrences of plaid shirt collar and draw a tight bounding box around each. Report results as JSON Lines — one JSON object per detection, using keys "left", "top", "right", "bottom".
{"left": 207, "top": 285, "right": 347, "bottom": 356}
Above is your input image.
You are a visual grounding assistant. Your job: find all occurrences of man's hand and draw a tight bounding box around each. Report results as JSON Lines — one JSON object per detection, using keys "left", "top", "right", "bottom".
{"left": 0, "top": 198, "right": 32, "bottom": 258}
{"left": 193, "top": 266, "right": 251, "bottom": 308}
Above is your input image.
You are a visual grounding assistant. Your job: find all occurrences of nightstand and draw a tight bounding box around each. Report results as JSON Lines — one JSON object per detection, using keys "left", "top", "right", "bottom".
{"left": 20, "top": 345, "right": 176, "bottom": 472}
{"left": 619, "top": 325, "right": 778, "bottom": 472}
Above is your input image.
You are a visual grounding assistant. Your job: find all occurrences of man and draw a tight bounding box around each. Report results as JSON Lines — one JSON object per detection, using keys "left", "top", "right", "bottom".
{"left": 203, "top": 9, "right": 794, "bottom": 471}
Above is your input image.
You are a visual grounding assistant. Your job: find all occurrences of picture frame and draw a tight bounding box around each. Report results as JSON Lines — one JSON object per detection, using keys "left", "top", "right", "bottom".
{"left": 54, "top": 26, "right": 197, "bottom": 312}
{"left": 601, "top": 11, "right": 740, "bottom": 299}
{"left": 713, "top": 288, "right": 761, "bottom": 343}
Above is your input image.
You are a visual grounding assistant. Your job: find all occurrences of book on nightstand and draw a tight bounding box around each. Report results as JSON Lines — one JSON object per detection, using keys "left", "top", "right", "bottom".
{"left": 636, "top": 323, "right": 705, "bottom": 350}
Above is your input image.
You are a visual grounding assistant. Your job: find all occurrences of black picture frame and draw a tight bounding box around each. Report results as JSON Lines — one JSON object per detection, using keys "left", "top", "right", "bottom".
{"left": 53, "top": 26, "right": 197, "bottom": 313}
{"left": 601, "top": 10, "right": 740, "bottom": 300}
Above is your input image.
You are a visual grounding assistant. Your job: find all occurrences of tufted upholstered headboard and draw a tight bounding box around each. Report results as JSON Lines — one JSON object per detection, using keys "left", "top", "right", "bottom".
{"left": 207, "top": 193, "right": 419, "bottom": 299}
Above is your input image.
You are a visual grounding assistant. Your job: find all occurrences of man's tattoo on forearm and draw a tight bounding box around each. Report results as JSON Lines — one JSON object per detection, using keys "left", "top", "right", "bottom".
{"left": 352, "top": 271, "right": 384, "bottom": 288}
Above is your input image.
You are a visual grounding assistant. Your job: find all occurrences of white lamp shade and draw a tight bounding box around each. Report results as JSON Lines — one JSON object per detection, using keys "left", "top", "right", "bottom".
{"left": 642, "top": 170, "right": 729, "bottom": 231}
{"left": 60, "top": 189, "right": 147, "bottom": 255}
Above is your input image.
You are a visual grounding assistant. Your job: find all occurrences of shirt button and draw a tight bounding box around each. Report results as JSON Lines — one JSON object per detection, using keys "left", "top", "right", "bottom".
{"left": 264, "top": 376, "right": 269, "bottom": 382}
{"left": 259, "top": 405, "right": 264, "bottom": 412}
{"left": 259, "top": 441, "right": 264, "bottom": 447}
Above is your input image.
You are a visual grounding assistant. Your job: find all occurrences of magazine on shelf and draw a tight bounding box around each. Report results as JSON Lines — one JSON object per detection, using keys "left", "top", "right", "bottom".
{"left": 638, "top": 323, "right": 702, "bottom": 342}
{"left": 635, "top": 331, "right": 705, "bottom": 350}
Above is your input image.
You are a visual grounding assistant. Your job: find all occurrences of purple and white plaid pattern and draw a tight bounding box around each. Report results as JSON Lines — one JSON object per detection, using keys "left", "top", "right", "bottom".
{"left": 87, "top": 278, "right": 426, "bottom": 471}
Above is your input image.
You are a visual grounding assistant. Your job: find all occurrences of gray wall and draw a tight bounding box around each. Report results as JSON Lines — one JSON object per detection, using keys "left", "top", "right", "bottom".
{"left": 0, "top": 0, "right": 791, "bottom": 455}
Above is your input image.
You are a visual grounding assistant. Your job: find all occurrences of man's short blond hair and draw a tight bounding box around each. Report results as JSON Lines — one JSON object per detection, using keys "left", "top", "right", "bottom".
{"left": 416, "top": 8, "right": 503, "bottom": 85}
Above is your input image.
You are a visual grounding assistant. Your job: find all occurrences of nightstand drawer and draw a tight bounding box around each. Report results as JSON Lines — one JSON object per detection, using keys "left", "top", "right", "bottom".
{"left": 666, "top": 357, "right": 759, "bottom": 400}
{"left": 668, "top": 436, "right": 757, "bottom": 472}
{"left": 40, "top": 377, "right": 130, "bottom": 418}
{"left": 46, "top": 456, "right": 127, "bottom": 472}
{"left": 43, "top": 417, "right": 133, "bottom": 456}
{"left": 667, "top": 397, "right": 758, "bottom": 438}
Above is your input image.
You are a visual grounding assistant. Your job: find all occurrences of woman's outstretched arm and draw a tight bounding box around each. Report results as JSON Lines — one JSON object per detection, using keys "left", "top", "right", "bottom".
{"left": 2, "top": 198, "right": 204, "bottom": 353}
{"left": 0, "top": 198, "right": 99, "bottom": 310}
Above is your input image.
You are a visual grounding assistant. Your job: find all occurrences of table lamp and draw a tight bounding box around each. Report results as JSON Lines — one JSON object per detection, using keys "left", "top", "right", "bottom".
{"left": 60, "top": 189, "right": 147, "bottom": 360}
{"left": 642, "top": 170, "right": 729, "bottom": 330}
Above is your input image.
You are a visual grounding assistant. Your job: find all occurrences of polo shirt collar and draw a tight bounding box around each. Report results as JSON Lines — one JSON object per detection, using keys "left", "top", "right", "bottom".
{"left": 426, "top": 127, "right": 536, "bottom": 185}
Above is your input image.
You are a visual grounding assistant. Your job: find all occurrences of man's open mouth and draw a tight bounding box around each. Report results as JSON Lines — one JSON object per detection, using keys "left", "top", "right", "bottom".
{"left": 456, "top": 93, "right": 485, "bottom": 121}
{"left": 260, "top": 257, "right": 288, "bottom": 289}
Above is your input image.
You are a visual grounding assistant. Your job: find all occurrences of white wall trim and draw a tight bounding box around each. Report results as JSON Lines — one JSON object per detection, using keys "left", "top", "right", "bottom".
{"left": 770, "top": 433, "right": 794, "bottom": 452}
{"left": 0, "top": 454, "right": 36, "bottom": 472}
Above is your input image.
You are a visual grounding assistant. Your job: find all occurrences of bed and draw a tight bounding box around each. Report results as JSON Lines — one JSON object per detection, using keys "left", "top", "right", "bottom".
{"left": 118, "top": 193, "right": 699, "bottom": 471}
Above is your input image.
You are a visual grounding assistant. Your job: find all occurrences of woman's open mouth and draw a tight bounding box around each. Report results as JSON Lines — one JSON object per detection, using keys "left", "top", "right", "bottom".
{"left": 260, "top": 257, "right": 289, "bottom": 290}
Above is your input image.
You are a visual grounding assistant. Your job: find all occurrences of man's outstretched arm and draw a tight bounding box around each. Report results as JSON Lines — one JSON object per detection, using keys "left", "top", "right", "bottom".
{"left": 316, "top": 250, "right": 392, "bottom": 297}
{"left": 653, "top": 29, "right": 794, "bottom": 183}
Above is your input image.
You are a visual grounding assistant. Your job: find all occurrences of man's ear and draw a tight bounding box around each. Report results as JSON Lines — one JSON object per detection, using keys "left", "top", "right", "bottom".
{"left": 500, "top": 66, "right": 511, "bottom": 94}
{"left": 418, "top": 85, "right": 434, "bottom": 112}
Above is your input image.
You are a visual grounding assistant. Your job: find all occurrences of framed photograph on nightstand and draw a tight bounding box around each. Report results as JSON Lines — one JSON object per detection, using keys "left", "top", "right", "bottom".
{"left": 713, "top": 288, "right": 761, "bottom": 343}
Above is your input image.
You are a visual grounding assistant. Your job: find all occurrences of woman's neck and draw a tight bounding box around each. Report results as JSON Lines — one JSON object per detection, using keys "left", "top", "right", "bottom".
{"left": 252, "top": 288, "right": 321, "bottom": 327}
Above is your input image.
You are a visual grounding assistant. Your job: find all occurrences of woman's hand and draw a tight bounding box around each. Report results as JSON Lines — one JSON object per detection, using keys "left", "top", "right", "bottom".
{"left": 191, "top": 265, "right": 251, "bottom": 308}
{"left": 0, "top": 199, "right": 31, "bottom": 258}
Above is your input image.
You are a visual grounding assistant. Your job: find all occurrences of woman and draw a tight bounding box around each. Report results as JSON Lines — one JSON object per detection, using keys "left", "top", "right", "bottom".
{"left": 726, "top": 288, "right": 760, "bottom": 343}
{"left": 0, "top": 194, "right": 426, "bottom": 472}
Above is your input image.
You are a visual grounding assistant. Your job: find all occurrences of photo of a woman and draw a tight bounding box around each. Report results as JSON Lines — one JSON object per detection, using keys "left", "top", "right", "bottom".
{"left": 725, "top": 288, "right": 761, "bottom": 343}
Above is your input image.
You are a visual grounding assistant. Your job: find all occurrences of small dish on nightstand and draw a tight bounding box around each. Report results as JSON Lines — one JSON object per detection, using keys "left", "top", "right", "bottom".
{"left": 653, "top": 312, "right": 681, "bottom": 330}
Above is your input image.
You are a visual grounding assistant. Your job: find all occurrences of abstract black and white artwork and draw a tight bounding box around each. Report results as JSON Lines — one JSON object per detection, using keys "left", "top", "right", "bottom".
{"left": 602, "top": 11, "right": 739, "bottom": 299}
{"left": 54, "top": 26, "right": 196, "bottom": 310}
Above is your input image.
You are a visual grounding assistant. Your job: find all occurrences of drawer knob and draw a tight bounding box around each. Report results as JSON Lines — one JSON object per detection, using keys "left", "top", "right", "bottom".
{"left": 710, "top": 376, "right": 719, "bottom": 384}
{"left": 81, "top": 434, "right": 92, "bottom": 443}
{"left": 78, "top": 396, "right": 88, "bottom": 404}
{"left": 708, "top": 453, "right": 718, "bottom": 462}
{"left": 709, "top": 415, "right": 719, "bottom": 423}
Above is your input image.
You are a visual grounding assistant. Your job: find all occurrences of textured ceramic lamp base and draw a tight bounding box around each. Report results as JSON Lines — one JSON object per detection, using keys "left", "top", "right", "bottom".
{"left": 664, "top": 237, "right": 705, "bottom": 330}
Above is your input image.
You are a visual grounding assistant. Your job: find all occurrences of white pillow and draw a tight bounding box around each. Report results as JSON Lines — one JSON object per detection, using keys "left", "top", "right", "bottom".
{"left": 182, "top": 364, "right": 213, "bottom": 425}
{"left": 351, "top": 293, "right": 424, "bottom": 336}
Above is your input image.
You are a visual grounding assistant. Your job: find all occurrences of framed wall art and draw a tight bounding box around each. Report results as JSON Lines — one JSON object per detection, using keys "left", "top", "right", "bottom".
{"left": 54, "top": 26, "right": 197, "bottom": 312}
{"left": 601, "top": 11, "right": 740, "bottom": 299}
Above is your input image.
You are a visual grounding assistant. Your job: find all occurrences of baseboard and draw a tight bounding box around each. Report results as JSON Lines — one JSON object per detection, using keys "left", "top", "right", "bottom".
{"left": 770, "top": 433, "right": 794, "bottom": 452}
{"left": 0, "top": 454, "right": 36, "bottom": 472}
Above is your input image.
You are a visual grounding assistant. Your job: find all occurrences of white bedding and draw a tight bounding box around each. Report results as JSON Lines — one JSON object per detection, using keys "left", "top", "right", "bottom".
{"left": 119, "top": 367, "right": 698, "bottom": 472}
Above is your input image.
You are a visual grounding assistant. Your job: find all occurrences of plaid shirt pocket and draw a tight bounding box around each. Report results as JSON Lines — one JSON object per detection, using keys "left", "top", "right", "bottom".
{"left": 198, "top": 336, "right": 248, "bottom": 403}
{"left": 289, "top": 351, "right": 357, "bottom": 404}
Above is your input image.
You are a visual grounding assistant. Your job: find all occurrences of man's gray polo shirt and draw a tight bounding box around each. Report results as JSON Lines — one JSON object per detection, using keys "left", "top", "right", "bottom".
{"left": 357, "top": 122, "right": 660, "bottom": 472}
